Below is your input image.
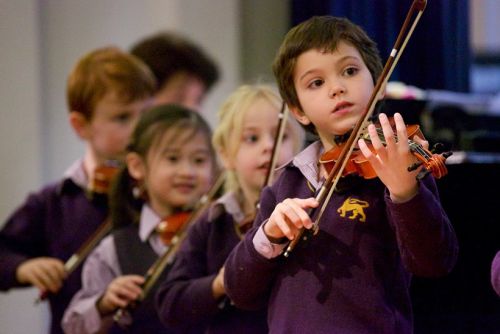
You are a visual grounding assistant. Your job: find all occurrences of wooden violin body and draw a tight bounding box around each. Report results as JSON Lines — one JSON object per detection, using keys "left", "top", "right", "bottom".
{"left": 319, "top": 119, "right": 450, "bottom": 180}
{"left": 156, "top": 212, "right": 191, "bottom": 246}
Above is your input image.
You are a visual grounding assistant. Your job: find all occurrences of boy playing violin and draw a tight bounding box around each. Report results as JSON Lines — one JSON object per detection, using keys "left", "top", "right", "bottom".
{"left": 0, "top": 47, "right": 156, "bottom": 334}
{"left": 224, "top": 16, "right": 458, "bottom": 334}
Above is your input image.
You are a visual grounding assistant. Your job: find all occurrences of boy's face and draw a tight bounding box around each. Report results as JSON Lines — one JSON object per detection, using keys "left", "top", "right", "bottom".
{"left": 154, "top": 72, "right": 206, "bottom": 112}
{"left": 85, "top": 91, "right": 151, "bottom": 163}
{"left": 290, "top": 41, "right": 376, "bottom": 150}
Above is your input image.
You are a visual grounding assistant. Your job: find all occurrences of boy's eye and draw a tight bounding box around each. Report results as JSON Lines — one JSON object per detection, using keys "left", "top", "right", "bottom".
{"left": 113, "top": 113, "right": 132, "bottom": 123}
{"left": 308, "top": 79, "right": 324, "bottom": 89}
{"left": 343, "top": 67, "right": 359, "bottom": 77}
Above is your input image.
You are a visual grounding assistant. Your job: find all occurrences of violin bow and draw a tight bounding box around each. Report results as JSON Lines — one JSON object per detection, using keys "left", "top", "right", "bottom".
{"left": 35, "top": 161, "right": 122, "bottom": 303}
{"left": 284, "top": 0, "right": 428, "bottom": 257}
{"left": 113, "top": 173, "right": 225, "bottom": 323}
{"left": 263, "top": 101, "right": 289, "bottom": 187}
{"left": 35, "top": 218, "right": 113, "bottom": 304}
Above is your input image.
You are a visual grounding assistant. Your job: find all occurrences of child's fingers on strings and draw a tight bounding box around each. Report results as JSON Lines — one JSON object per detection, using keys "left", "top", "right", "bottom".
{"left": 378, "top": 113, "right": 397, "bottom": 153}
{"left": 358, "top": 137, "right": 382, "bottom": 171}
{"left": 364, "top": 124, "right": 387, "bottom": 165}
{"left": 393, "top": 113, "right": 410, "bottom": 152}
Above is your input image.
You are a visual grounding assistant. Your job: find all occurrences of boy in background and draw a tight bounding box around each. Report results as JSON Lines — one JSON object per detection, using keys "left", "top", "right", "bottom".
{"left": 0, "top": 46, "right": 156, "bottom": 334}
{"left": 131, "top": 31, "right": 219, "bottom": 111}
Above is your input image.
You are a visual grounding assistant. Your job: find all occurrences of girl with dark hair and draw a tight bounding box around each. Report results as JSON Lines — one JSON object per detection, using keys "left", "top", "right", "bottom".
{"left": 62, "top": 104, "right": 216, "bottom": 333}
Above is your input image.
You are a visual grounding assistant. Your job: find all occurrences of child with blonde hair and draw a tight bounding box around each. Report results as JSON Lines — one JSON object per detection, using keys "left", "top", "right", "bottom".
{"left": 156, "top": 84, "right": 304, "bottom": 333}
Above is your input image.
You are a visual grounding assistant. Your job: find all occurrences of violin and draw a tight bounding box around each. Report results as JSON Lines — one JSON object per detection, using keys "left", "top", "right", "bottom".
{"left": 319, "top": 119, "right": 451, "bottom": 180}
{"left": 156, "top": 211, "right": 191, "bottom": 245}
{"left": 89, "top": 160, "right": 122, "bottom": 194}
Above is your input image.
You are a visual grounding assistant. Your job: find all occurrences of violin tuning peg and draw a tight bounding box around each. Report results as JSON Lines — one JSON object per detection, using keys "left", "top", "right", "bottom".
{"left": 407, "top": 161, "right": 422, "bottom": 172}
{"left": 417, "top": 169, "right": 430, "bottom": 180}
{"left": 431, "top": 143, "right": 444, "bottom": 154}
{"left": 443, "top": 151, "right": 453, "bottom": 159}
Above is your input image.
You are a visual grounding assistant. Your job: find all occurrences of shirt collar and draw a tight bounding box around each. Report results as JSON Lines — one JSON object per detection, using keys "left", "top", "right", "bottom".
{"left": 63, "top": 158, "right": 88, "bottom": 189}
{"left": 292, "top": 140, "right": 323, "bottom": 190}
{"left": 208, "top": 191, "right": 247, "bottom": 226}
{"left": 138, "top": 204, "right": 162, "bottom": 242}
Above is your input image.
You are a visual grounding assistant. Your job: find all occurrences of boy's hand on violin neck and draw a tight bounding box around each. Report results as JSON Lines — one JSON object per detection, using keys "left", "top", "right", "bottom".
{"left": 16, "top": 257, "right": 66, "bottom": 293}
{"left": 265, "top": 198, "right": 318, "bottom": 241}
{"left": 358, "top": 113, "right": 419, "bottom": 203}
{"left": 97, "top": 275, "right": 145, "bottom": 316}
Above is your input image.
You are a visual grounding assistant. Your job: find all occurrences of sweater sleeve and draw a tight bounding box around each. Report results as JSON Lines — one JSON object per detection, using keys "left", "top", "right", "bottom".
{"left": 491, "top": 251, "right": 500, "bottom": 296}
{"left": 156, "top": 212, "right": 221, "bottom": 330}
{"left": 386, "top": 174, "right": 459, "bottom": 277}
{"left": 224, "top": 186, "right": 283, "bottom": 310}
{"left": 0, "top": 190, "right": 49, "bottom": 290}
{"left": 61, "top": 236, "right": 126, "bottom": 334}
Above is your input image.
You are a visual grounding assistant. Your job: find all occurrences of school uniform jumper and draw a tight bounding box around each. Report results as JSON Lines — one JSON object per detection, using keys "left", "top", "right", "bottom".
{"left": 491, "top": 251, "right": 500, "bottom": 296}
{"left": 224, "top": 141, "right": 459, "bottom": 334}
{"left": 62, "top": 205, "right": 172, "bottom": 334}
{"left": 0, "top": 160, "right": 108, "bottom": 334}
{"left": 156, "top": 192, "right": 268, "bottom": 333}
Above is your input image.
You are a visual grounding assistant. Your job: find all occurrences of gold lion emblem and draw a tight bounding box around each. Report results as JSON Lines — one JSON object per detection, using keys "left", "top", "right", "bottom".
{"left": 337, "top": 197, "right": 369, "bottom": 222}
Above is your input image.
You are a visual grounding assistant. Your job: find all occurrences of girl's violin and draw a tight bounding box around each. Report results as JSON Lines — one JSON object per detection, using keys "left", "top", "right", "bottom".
{"left": 156, "top": 212, "right": 191, "bottom": 245}
{"left": 319, "top": 118, "right": 452, "bottom": 180}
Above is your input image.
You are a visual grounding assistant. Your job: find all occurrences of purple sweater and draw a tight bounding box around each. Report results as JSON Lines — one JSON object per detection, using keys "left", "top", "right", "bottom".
{"left": 156, "top": 192, "right": 268, "bottom": 334}
{"left": 491, "top": 251, "right": 500, "bottom": 296}
{"left": 224, "top": 162, "right": 458, "bottom": 334}
{"left": 0, "top": 178, "right": 107, "bottom": 334}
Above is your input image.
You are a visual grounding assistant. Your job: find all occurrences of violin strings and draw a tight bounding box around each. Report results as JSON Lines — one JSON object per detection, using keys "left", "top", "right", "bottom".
{"left": 370, "top": 128, "right": 431, "bottom": 159}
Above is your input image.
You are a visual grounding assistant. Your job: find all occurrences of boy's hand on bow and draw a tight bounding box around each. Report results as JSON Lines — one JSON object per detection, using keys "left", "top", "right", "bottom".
{"left": 264, "top": 197, "right": 318, "bottom": 241}
{"left": 16, "top": 257, "right": 66, "bottom": 293}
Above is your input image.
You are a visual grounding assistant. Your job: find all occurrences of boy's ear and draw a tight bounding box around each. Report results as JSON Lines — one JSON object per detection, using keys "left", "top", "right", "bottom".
{"left": 289, "top": 106, "right": 311, "bottom": 126}
{"left": 126, "top": 152, "right": 146, "bottom": 181}
{"left": 69, "top": 111, "right": 90, "bottom": 140}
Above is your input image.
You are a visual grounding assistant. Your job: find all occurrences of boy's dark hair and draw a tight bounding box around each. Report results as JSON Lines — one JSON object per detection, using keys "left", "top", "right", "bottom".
{"left": 130, "top": 31, "right": 219, "bottom": 92}
{"left": 67, "top": 47, "right": 156, "bottom": 120}
{"left": 273, "top": 16, "right": 383, "bottom": 133}
{"left": 110, "top": 104, "right": 215, "bottom": 229}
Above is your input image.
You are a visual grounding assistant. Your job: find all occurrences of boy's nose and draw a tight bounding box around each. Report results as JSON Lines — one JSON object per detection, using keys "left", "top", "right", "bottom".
{"left": 328, "top": 85, "right": 345, "bottom": 98}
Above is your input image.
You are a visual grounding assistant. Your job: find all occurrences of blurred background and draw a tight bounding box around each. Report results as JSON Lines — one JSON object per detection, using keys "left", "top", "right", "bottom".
{"left": 1, "top": 0, "right": 499, "bottom": 333}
